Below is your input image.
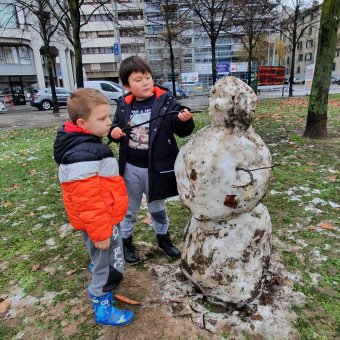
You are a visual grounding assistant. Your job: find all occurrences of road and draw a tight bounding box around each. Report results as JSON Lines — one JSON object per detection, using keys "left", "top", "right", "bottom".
{"left": 1, "top": 84, "right": 339, "bottom": 131}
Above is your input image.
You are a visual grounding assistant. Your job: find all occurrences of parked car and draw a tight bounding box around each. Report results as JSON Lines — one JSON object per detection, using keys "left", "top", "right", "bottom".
{"left": 161, "top": 82, "right": 189, "bottom": 98}
{"left": 293, "top": 77, "right": 305, "bottom": 84}
{"left": 331, "top": 76, "right": 340, "bottom": 84}
{"left": 83, "top": 80, "right": 125, "bottom": 103}
{"left": 30, "top": 87, "right": 72, "bottom": 110}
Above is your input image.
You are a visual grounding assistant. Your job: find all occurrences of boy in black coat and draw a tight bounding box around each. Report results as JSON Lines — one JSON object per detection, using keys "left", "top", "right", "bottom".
{"left": 109, "top": 56, "right": 195, "bottom": 264}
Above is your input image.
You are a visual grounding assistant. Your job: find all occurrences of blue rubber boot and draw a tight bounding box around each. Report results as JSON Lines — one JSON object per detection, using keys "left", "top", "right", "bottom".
{"left": 88, "top": 290, "right": 134, "bottom": 326}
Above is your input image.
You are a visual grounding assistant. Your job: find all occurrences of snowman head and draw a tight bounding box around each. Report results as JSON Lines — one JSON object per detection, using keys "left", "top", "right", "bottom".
{"left": 209, "top": 76, "right": 257, "bottom": 131}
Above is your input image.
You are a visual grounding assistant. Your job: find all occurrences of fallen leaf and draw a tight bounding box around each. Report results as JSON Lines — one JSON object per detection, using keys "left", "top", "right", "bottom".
{"left": 251, "top": 314, "right": 264, "bottom": 321}
{"left": 304, "top": 168, "right": 314, "bottom": 173}
{"left": 324, "top": 175, "right": 337, "bottom": 182}
{"left": 319, "top": 221, "right": 336, "bottom": 230}
{"left": 28, "top": 169, "right": 36, "bottom": 174}
{"left": 306, "top": 162, "right": 320, "bottom": 166}
{"left": 10, "top": 183, "right": 20, "bottom": 189}
{"left": 26, "top": 211, "right": 35, "bottom": 217}
{"left": 3, "top": 201, "right": 13, "bottom": 207}
{"left": 0, "top": 299, "right": 10, "bottom": 314}
{"left": 32, "top": 264, "right": 41, "bottom": 271}
{"left": 66, "top": 269, "right": 77, "bottom": 276}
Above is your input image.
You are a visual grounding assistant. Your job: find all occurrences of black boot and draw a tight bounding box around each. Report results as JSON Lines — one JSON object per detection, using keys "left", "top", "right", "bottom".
{"left": 157, "top": 232, "right": 181, "bottom": 258}
{"left": 122, "top": 236, "right": 141, "bottom": 265}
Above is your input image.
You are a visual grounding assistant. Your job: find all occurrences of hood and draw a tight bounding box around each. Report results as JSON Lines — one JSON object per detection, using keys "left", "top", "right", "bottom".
{"left": 53, "top": 122, "right": 101, "bottom": 165}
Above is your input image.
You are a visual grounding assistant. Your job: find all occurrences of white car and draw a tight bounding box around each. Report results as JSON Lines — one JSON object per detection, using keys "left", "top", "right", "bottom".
{"left": 83, "top": 81, "right": 125, "bottom": 103}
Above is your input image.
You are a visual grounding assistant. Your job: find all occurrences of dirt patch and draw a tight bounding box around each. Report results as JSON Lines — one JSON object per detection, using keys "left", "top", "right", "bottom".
{"left": 2, "top": 243, "right": 215, "bottom": 339}
{"left": 1, "top": 241, "right": 305, "bottom": 339}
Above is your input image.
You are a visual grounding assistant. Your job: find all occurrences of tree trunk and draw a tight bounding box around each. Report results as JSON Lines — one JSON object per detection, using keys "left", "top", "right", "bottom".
{"left": 304, "top": 0, "right": 340, "bottom": 139}
{"left": 69, "top": 0, "right": 83, "bottom": 88}
{"left": 289, "top": 5, "right": 299, "bottom": 97}
{"left": 47, "top": 55, "right": 60, "bottom": 115}
{"left": 74, "top": 40, "right": 84, "bottom": 88}
{"left": 247, "top": 38, "right": 253, "bottom": 86}
{"left": 168, "top": 39, "right": 177, "bottom": 98}
{"left": 211, "top": 39, "right": 217, "bottom": 84}
{"left": 42, "top": 45, "right": 59, "bottom": 115}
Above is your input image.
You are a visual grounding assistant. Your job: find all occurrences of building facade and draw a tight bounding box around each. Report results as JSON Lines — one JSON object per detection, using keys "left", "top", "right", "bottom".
{"left": 0, "top": 0, "right": 75, "bottom": 104}
{"left": 283, "top": 1, "right": 340, "bottom": 82}
{"left": 80, "top": 0, "right": 145, "bottom": 82}
{"left": 144, "top": 0, "right": 243, "bottom": 87}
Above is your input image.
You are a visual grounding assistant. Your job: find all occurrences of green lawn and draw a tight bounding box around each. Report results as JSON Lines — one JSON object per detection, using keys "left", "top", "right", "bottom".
{"left": 0, "top": 95, "right": 339, "bottom": 339}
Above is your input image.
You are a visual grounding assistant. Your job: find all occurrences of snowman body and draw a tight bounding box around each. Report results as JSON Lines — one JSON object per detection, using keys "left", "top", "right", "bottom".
{"left": 175, "top": 76, "right": 272, "bottom": 304}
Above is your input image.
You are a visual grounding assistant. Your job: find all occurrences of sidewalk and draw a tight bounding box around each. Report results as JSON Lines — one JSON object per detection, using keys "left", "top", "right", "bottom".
{"left": 1, "top": 84, "right": 339, "bottom": 131}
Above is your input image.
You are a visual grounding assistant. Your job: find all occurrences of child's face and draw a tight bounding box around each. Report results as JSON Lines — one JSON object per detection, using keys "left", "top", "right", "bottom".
{"left": 78, "top": 104, "right": 112, "bottom": 137}
{"left": 125, "top": 71, "right": 154, "bottom": 101}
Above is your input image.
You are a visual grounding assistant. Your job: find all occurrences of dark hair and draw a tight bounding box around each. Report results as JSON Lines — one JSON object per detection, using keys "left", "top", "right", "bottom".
{"left": 119, "top": 55, "right": 153, "bottom": 86}
{"left": 67, "top": 88, "right": 109, "bottom": 123}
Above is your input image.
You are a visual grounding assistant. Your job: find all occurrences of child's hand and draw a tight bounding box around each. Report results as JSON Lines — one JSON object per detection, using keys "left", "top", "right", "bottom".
{"left": 178, "top": 109, "right": 192, "bottom": 122}
{"left": 94, "top": 237, "right": 111, "bottom": 250}
{"left": 111, "top": 127, "right": 126, "bottom": 139}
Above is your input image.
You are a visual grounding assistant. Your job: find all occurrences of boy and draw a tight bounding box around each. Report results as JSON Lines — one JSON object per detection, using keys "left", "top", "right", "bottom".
{"left": 53, "top": 88, "right": 134, "bottom": 326}
{"left": 109, "top": 56, "right": 195, "bottom": 264}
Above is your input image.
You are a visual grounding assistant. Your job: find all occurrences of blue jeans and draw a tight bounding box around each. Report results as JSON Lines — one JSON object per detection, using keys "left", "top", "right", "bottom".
{"left": 121, "top": 163, "right": 169, "bottom": 239}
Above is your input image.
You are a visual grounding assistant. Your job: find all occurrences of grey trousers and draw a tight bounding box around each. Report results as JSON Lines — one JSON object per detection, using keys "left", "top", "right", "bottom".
{"left": 82, "top": 224, "right": 124, "bottom": 297}
{"left": 120, "top": 162, "right": 169, "bottom": 239}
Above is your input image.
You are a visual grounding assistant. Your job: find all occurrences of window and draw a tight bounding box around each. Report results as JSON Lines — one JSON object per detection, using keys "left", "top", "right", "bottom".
{"left": 287, "top": 57, "right": 290, "bottom": 65}
{"left": 332, "top": 63, "right": 336, "bottom": 71}
{"left": 101, "top": 63, "right": 114, "bottom": 71}
{"left": 0, "top": 3, "right": 18, "bottom": 28}
{"left": 118, "top": 11, "right": 143, "bottom": 21}
{"left": 297, "top": 42, "right": 302, "bottom": 50}
{"left": 97, "top": 30, "right": 114, "bottom": 37}
{"left": 298, "top": 54, "right": 303, "bottom": 62}
{"left": 18, "top": 46, "right": 30, "bottom": 64}
{"left": 336, "top": 49, "right": 340, "bottom": 57}
{"left": 121, "top": 45, "right": 144, "bottom": 53}
{"left": 306, "top": 40, "right": 313, "bottom": 48}
{"left": 1, "top": 46, "right": 18, "bottom": 64}
{"left": 309, "top": 26, "right": 313, "bottom": 35}
{"left": 305, "top": 53, "right": 312, "bottom": 61}
{"left": 101, "top": 83, "right": 118, "bottom": 92}
{"left": 297, "top": 66, "right": 300, "bottom": 73}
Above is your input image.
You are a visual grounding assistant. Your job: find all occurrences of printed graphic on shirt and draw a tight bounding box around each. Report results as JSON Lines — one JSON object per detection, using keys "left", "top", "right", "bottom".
{"left": 129, "top": 107, "right": 151, "bottom": 150}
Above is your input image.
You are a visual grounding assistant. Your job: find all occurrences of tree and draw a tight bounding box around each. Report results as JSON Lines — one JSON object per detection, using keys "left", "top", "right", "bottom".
{"left": 238, "top": 33, "right": 269, "bottom": 67}
{"left": 47, "top": 0, "right": 114, "bottom": 88}
{"left": 191, "top": 0, "right": 232, "bottom": 84}
{"left": 232, "top": 0, "right": 278, "bottom": 86}
{"left": 145, "top": 0, "right": 192, "bottom": 97}
{"left": 277, "top": 0, "right": 320, "bottom": 96}
{"left": 303, "top": 0, "right": 340, "bottom": 138}
{"left": 15, "top": 0, "right": 62, "bottom": 114}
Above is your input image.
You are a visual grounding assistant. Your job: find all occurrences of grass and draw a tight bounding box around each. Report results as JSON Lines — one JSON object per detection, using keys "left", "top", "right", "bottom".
{"left": 0, "top": 94, "right": 339, "bottom": 339}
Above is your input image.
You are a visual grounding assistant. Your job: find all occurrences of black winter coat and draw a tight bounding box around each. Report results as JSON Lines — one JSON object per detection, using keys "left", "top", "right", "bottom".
{"left": 110, "top": 85, "right": 195, "bottom": 202}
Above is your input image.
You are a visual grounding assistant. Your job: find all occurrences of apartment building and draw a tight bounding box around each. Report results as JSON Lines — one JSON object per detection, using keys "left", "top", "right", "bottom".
{"left": 80, "top": 0, "right": 145, "bottom": 82}
{"left": 0, "top": 0, "right": 75, "bottom": 104}
{"left": 144, "top": 0, "right": 243, "bottom": 86}
{"left": 283, "top": 1, "right": 340, "bottom": 82}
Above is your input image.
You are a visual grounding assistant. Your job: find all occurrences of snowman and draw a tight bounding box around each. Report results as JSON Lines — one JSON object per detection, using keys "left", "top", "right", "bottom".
{"left": 174, "top": 76, "right": 272, "bottom": 305}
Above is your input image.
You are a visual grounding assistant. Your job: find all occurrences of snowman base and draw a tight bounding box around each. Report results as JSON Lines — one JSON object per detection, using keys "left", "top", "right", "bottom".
{"left": 153, "top": 256, "right": 305, "bottom": 338}
{"left": 180, "top": 204, "right": 272, "bottom": 305}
